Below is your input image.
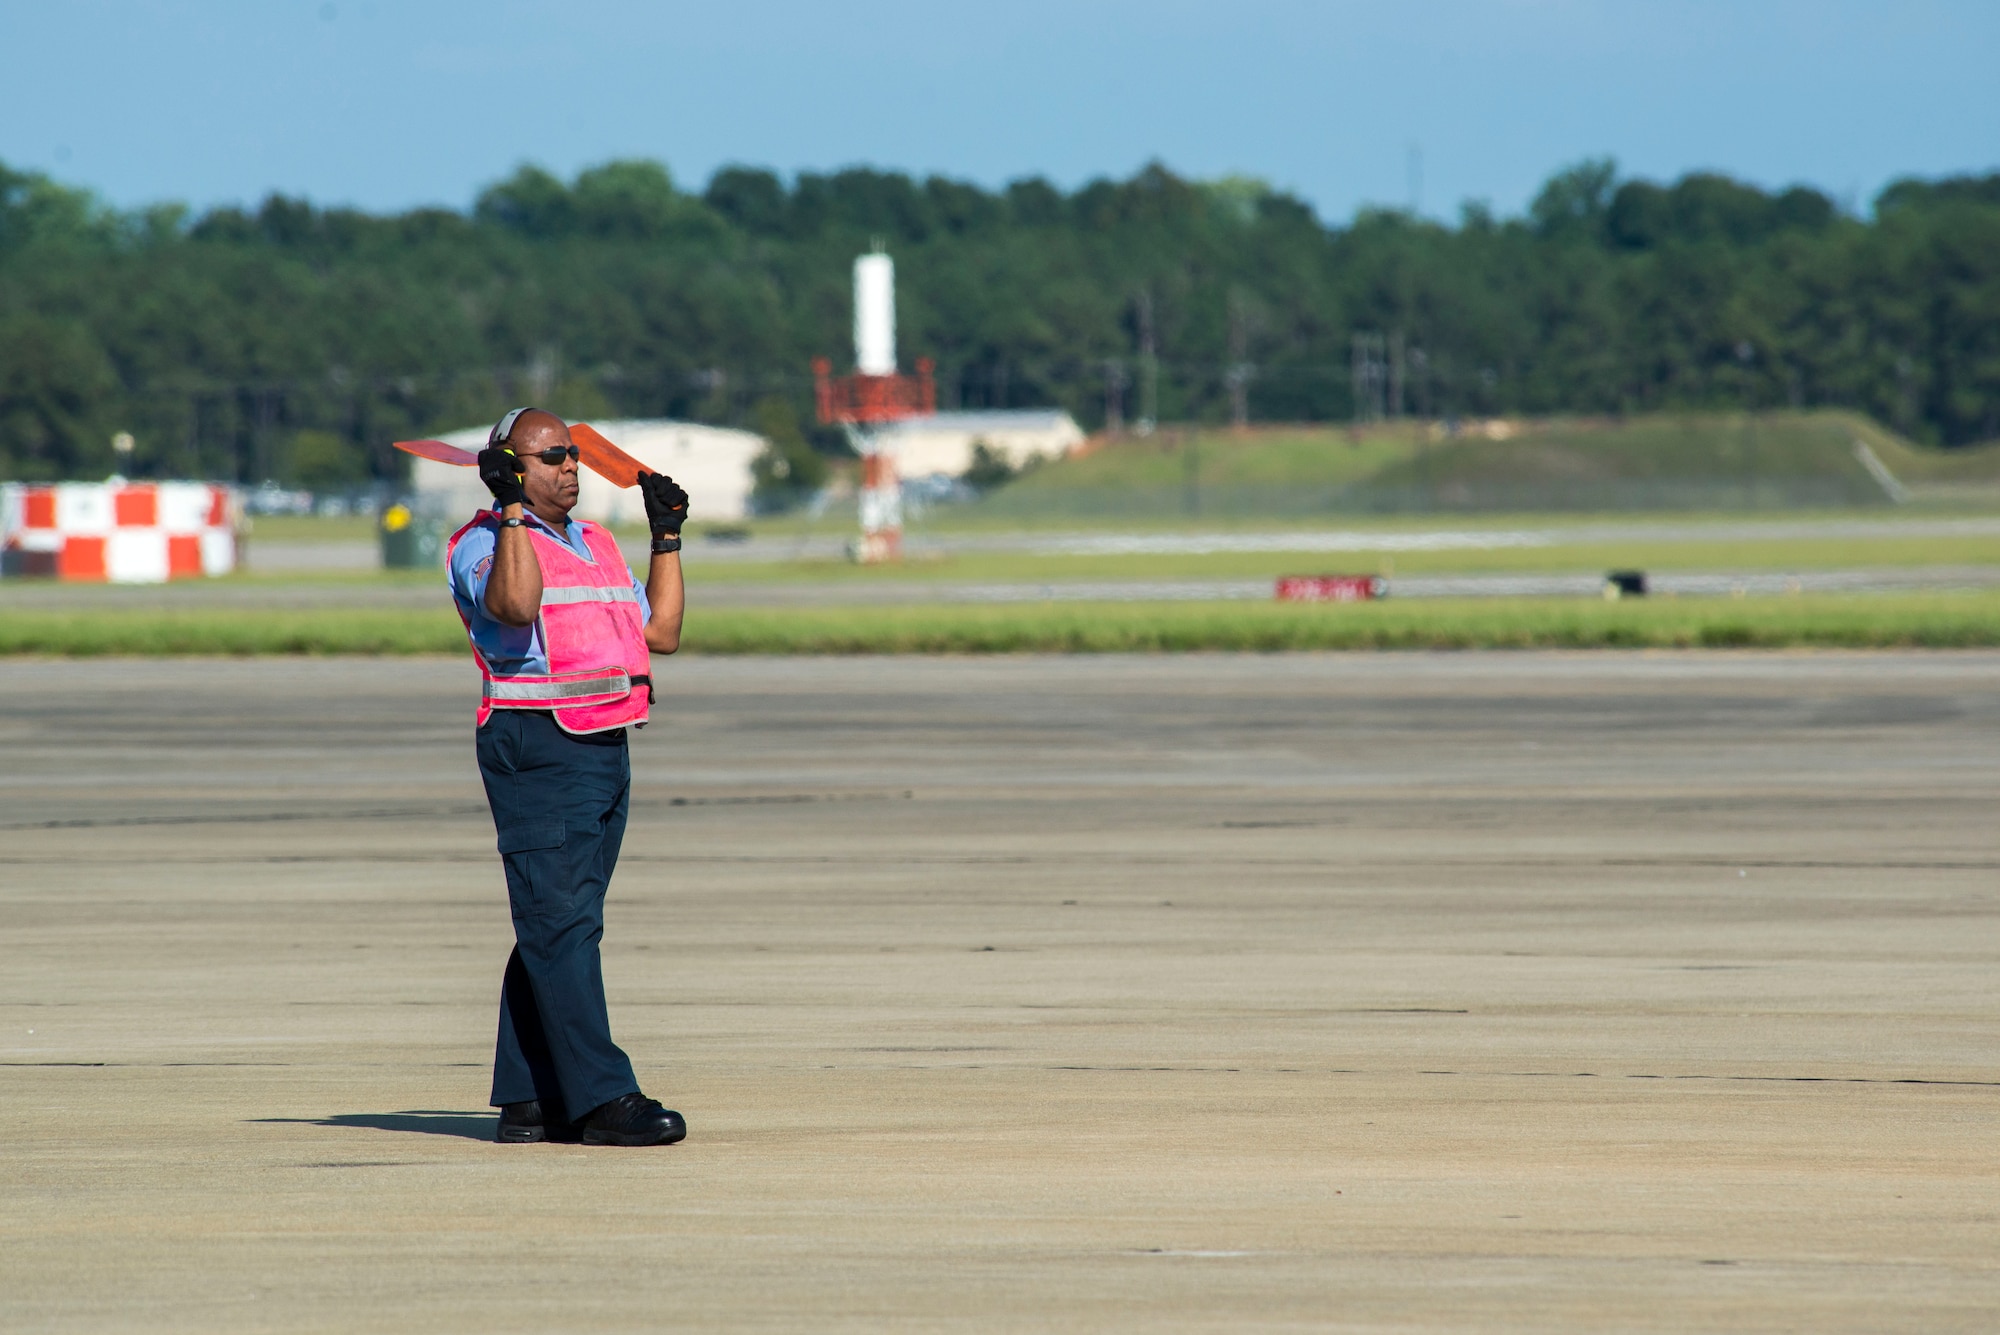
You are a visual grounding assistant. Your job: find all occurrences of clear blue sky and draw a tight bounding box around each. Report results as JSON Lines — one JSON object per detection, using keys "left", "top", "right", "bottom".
{"left": 4, "top": 0, "right": 1995, "bottom": 224}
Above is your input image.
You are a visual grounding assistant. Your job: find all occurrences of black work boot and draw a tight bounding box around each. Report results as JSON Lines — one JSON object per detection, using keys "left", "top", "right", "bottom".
{"left": 496, "top": 1100, "right": 546, "bottom": 1143}
{"left": 495, "top": 1100, "right": 582, "bottom": 1144}
{"left": 580, "top": 1092, "right": 687, "bottom": 1147}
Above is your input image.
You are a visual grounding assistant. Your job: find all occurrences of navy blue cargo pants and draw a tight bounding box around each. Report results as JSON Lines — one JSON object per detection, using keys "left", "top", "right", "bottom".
{"left": 477, "top": 708, "right": 640, "bottom": 1122}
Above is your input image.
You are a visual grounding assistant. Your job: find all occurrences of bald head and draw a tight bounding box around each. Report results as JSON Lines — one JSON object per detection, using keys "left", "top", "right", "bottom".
{"left": 503, "top": 408, "right": 567, "bottom": 445}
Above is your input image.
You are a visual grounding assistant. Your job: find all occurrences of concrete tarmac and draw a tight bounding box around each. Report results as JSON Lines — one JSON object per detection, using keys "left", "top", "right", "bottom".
{"left": 3, "top": 652, "right": 1998, "bottom": 1331}
{"left": 9, "top": 565, "right": 2000, "bottom": 613}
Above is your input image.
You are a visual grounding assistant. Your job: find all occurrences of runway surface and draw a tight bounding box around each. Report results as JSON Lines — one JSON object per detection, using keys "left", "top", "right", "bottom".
{"left": 8, "top": 565, "right": 2000, "bottom": 612}
{"left": 3, "top": 652, "right": 1998, "bottom": 1330}
{"left": 225, "top": 511, "right": 2000, "bottom": 575}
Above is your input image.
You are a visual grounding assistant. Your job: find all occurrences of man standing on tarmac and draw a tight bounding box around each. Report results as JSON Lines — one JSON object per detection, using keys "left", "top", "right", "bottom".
{"left": 445, "top": 406, "right": 691, "bottom": 1147}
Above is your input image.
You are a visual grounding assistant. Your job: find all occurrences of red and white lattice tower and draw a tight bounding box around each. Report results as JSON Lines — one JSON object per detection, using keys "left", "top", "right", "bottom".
{"left": 813, "top": 251, "right": 934, "bottom": 564}
{"left": 0, "top": 480, "right": 239, "bottom": 582}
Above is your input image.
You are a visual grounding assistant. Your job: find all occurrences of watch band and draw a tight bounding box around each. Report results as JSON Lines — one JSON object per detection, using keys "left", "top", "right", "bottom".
{"left": 499, "top": 517, "right": 524, "bottom": 528}
{"left": 651, "top": 536, "right": 682, "bottom": 554}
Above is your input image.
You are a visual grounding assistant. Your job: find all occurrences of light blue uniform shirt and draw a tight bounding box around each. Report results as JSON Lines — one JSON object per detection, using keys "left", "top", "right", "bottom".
{"left": 448, "top": 506, "right": 650, "bottom": 675}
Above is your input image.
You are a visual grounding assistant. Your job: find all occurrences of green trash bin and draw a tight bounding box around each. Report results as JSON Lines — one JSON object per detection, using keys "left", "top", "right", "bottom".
{"left": 379, "top": 500, "right": 446, "bottom": 569}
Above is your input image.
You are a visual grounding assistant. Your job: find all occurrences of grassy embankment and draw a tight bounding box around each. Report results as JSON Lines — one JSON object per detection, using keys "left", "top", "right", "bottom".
{"left": 4, "top": 592, "right": 1998, "bottom": 655}
{"left": 963, "top": 409, "right": 2000, "bottom": 519}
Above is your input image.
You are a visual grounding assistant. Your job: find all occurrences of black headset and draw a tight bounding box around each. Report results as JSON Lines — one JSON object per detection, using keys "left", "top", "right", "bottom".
{"left": 488, "top": 406, "right": 543, "bottom": 446}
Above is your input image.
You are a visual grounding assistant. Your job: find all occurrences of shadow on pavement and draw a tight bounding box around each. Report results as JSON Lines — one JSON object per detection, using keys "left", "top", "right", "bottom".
{"left": 250, "top": 1110, "right": 496, "bottom": 1141}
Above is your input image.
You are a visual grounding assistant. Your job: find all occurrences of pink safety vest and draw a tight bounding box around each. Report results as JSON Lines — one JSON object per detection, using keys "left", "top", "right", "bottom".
{"left": 446, "top": 511, "right": 653, "bottom": 734}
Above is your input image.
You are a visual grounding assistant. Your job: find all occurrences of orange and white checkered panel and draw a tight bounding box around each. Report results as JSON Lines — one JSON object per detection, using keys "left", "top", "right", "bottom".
{"left": 1, "top": 481, "right": 238, "bottom": 583}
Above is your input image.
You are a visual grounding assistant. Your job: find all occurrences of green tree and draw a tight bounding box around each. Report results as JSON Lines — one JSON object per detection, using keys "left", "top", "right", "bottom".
{"left": 1531, "top": 157, "right": 1619, "bottom": 239}
{"left": 0, "top": 314, "right": 115, "bottom": 479}
{"left": 748, "top": 395, "right": 828, "bottom": 509}
{"left": 289, "top": 429, "right": 367, "bottom": 489}
{"left": 961, "top": 441, "right": 1018, "bottom": 492}
{"left": 5, "top": 151, "right": 2000, "bottom": 491}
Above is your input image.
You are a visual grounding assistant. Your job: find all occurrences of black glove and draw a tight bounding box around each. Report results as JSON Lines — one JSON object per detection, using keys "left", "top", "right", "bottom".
{"left": 477, "top": 445, "right": 525, "bottom": 508}
{"left": 639, "top": 471, "right": 688, "bottom": 537}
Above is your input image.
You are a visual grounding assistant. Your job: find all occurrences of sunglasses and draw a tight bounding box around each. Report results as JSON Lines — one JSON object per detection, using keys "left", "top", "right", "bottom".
{"left": 516, "top": 445, "right": 580, "bottom": 467}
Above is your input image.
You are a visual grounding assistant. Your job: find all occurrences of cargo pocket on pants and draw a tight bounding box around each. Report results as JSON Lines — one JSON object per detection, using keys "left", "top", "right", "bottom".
{"left": 497, "top": 820, "right": 568, "bottom": 919}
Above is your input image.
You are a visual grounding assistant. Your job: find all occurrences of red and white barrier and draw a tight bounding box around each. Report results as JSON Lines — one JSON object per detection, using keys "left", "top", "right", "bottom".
{"left": 1, "top": 481, "right": 239, "bottom": 582}
{"left": 1275, "top": 574, "right": 1386, "bottom": 603}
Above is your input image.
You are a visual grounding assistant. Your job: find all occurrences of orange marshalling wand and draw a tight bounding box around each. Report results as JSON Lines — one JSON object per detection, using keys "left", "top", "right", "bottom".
{"left": 567, "top": 423, "right": 650, "bottom": 489}
{"left": 392, "top": 423, "right": 652, "bottom": 488}
{"left": 391, "top": 438, "right": 479, "bottom": 468}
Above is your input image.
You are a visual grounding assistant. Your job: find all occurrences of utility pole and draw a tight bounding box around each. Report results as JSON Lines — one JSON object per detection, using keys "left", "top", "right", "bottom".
{"left": 184, "top": 394, "right": 201, "bottom": 478}
{"left": 1352, "top": 333, "right": 1388, "bottom": 424}
{"left": 528, "top": 346, "right": 557, "bottom": 402}
{"left": 255, "top": 389, "right": 276, "bottom": 483}
{"left": 697, "top": 367, "right": 728, "bottom": 419}
{"left": 1388, "top": 332, "right": 1407, "bottom": 421}
{"left": 1103, "top": 359, "right": 1127, "bottom": 435}
{"left": 1136, "top": 288, "right": 1159, "bottom": 436}
{"left": 1226, "top": 288, "right": 1253, "bottom": 434}
{"left": 1352, "top": 334, "right": 1368, "bottom": 424}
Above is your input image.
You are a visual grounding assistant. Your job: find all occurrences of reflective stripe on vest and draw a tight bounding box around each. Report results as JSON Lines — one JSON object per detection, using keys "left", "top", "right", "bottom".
{"left": 539, "top": 585, "right": 640, "bottom": 607}
{"left": 482, "top": 670, "right": 631, "bottom": 702}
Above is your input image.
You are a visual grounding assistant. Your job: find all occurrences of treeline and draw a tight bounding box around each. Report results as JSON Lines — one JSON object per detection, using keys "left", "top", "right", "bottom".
{"left": 1, "top": 155, "right": 1998, "bottom": 484}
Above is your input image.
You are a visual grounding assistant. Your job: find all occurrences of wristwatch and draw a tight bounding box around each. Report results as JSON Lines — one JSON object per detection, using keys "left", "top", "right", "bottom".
{"left": 650, "top": 536, "right": 682, "bottom": 554}
{"left": 499, "top": 517, "right": 524, "bottom": 529}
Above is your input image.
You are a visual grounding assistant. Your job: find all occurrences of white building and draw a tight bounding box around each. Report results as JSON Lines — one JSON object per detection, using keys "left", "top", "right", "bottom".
{"left": 874, "top": 409, "right": 1084, "bottom": 479}
{"left": 413, "top": 418, "right": 768, "bottom": 524}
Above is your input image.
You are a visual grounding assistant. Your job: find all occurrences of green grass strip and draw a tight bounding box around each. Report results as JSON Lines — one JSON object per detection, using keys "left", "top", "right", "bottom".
{"left": 0, "top": 609, "right": 466, "bottom": 656}
{"left": 686, "top": 593, "right": 2000, "bottom": 652}
{"left": 2, "top": 591, "right": 1998, "bottom": 655}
